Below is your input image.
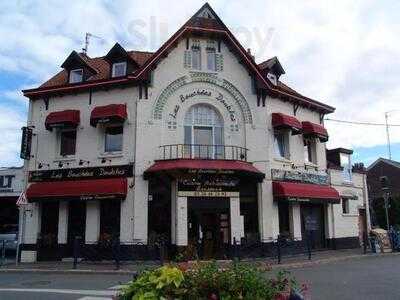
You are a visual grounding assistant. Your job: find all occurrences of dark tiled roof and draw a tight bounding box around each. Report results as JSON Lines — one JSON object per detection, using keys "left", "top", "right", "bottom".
{"left": 40, "top": 51, "right": 153, "bottom": 88}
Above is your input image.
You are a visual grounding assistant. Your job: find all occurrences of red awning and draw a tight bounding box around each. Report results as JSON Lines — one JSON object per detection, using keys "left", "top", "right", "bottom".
{"left": 90, "top": 104, "right": 127, "bottom": 127}
{"left": 273, "top": 181, "right": 340, "bottom": 203}
{"left": 45, "top": 110, "right": 80, "bottom": 131}
{"left": 144, "top": 159, "right": 265, "bottom": 180}
{"left": 271, "top": 113, "right": 302, "bottom": 134}
{"left": 302, "top": 121, "right": 329, "bottom": 142}
{"left": 26, "top": 178, "right": 127, "bottom": 202}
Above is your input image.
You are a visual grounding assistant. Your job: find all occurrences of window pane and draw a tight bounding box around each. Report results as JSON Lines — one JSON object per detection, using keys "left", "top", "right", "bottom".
{"left": 207, "top": 51, "right": 216, "bottom": 71}
{"left": 69, "top": 69, "right": 83, "bottom": 83}
{"left": 192, "top": 49, "right": 201, "bottom": 70}
{"left": 342, "top": 198, "right": 349, "bottom": 214}
{"left": 105, "top": 126, "right": 123, "bottom": 152}
{"left": 274, "top": 133, "right": 286, "bottom": 158}
{"left": 214, "top": 127, "right": 224, "bottom": 159}
{"left": 112, "top": 62, "right": 127, "bottom": 77}
{"left": 60, "top": 130, "right": 76, "bottom": 156}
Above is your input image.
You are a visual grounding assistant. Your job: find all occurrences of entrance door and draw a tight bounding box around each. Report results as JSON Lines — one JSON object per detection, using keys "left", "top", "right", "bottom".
{"left": 301, "top": 204, "right": 326, "bottom": 249}
{"left": 187, "top": 198, "right": 230, "bottom": 259}
{"left": 39, "top": 202, "right": 59, "bottom": 260}
{"left": 194, "top": 126, "right": 213, "bottom": 158}
{"left": 67, "top": 201, "right": 86, "bottom": 256}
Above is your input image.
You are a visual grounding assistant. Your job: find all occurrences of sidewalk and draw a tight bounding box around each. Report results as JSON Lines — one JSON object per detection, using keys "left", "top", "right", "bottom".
{"left": 0, "top": 248, "right": 398, "bottom": 275}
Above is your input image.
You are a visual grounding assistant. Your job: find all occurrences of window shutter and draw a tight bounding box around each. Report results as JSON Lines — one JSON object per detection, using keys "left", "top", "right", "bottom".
{"left": 184, "top": 50, "right": 192, "bottom": 69}
{"left": 216, "top": 53, "right": 224, "bottom": 72}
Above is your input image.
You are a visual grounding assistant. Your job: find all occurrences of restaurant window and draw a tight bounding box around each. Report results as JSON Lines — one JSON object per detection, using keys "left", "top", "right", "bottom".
{"left": 303, "top": 138, "right": 316, "bottom": 164}
{"left": 340, "top": 153, "right": 352, "bottom": 182}
{"left": 191, "top": 40, "right": 201, "bottom": 70}
{"left": 342, "top": 198, "right": 350, "bottom": 214}
{"left": 112, "top": 62, "right": 127, "bottom": 77}
{"left": 69, "top": 69, "right": 83, "bottom": 83}
{"left": 274, "top": 131, "right": 289, "bottom": 159}
{"left": 184, "top": 104, "right": 224, "bottom": 159}
{"left": 60, "top": 129, "right": 76, "bottom": 156}
{"left": 104, "top": 125, "right": 123, "bottom": 153}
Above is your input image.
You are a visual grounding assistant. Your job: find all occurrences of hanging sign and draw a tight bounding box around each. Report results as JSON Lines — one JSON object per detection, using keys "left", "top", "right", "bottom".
{"left": 20, "top": 126, "right": 33, "bottom": 160}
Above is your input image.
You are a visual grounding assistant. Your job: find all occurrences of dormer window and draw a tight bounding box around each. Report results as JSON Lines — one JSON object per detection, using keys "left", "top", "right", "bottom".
{"left": 112, "top": 62, "right": 127, "bottom": 77}
{"left": 267, "top": 73, "right": 277, "bottom": 85}
{"left": 69, "top": 69, "right": 83, "bottom": 83}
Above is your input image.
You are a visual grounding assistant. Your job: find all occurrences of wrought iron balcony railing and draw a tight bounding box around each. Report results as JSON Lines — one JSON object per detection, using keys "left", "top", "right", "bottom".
{"left": 159, "top": 144, "right": 248, "bottom": 161}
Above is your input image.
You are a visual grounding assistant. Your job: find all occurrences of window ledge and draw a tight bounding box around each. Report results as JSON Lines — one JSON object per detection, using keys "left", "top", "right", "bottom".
{"left": 273, "top": 157, "right": 292, "bottom": 164}
{"left": 99, "top": 152, "right": 123, "bottom": 159}
{"left": 54, "top": 156, "right": 76, "bottom": 163}
{"left": 341, "top": 213, "right": 358, "bottom": 217}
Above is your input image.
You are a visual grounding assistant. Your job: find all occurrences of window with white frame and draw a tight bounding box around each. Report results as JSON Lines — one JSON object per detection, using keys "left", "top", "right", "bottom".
{"left": 104, "top": 125, "right": 123, "bottom": 153}
{"left": 112, "top": 62, "right": 127, "bottom": 77}
{"left": 191, "top": 40, "right": 201, "bottom": 70}
{"left": 184, "top": 104, "right": 224, "bottom": 159}
{"left": 69, "top": 69, "right": 83, "bottom": 83}
{"left": 274, "top": 130, "right": 289, "bottom": 159}
{"left": 59, "top": 129, "right": 77, "bottom": 156}
{"left": 340, "top": 153, "right": 352, "bottom": 182}
{"left": 303, "top": 138, "right": 316, "bottom": 164}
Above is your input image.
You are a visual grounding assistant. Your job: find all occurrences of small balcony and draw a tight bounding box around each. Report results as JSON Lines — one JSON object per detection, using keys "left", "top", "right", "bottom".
{"left": 158, "top": 144, "right": 248, "bottom": 161}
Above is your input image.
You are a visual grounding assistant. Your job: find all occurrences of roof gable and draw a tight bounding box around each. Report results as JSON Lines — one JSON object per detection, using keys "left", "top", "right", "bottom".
{"left": 23, "top": 3, "right": 335, "bottom": 114}
{"left": 368, "top": 157, "right": 400, "bottom": 171}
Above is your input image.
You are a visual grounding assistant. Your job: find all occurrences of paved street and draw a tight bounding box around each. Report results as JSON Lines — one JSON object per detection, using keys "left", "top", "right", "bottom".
{"left": 0, "top": 254, "right": 399, "bottom": 299}
{"left": 286, "top": 254, "right": 400, "bottom": 299}
{"left": 0, "top": 273, "right": 133, "bottom": 300}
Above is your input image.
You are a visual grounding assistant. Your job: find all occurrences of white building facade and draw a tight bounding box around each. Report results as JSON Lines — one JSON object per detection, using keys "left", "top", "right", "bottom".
{"left": 20, "top": 4, "right": 369, "bottom": 262}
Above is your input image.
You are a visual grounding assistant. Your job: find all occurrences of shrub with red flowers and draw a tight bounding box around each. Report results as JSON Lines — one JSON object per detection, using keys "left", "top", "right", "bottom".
{"left": 118, "top": 261, "right": 307, "bottom": 300}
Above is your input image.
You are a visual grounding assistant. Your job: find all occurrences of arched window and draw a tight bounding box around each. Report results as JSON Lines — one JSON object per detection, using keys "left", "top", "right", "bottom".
{"left": 184, "top": 105, "right": 224, "bottom": 159}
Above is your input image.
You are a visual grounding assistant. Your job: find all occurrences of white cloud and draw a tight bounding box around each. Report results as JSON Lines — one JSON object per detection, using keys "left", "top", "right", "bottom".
{"left": 0, "top": 0, "right": 399, "bottom": 166}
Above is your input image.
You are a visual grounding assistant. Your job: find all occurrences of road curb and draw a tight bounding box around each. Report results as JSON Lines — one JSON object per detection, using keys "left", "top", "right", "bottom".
{"left": 272, "top": 251, "right": 400, "bottom": 270}
{"left": 0, "top": 268, "right": 138, "bottom": 275}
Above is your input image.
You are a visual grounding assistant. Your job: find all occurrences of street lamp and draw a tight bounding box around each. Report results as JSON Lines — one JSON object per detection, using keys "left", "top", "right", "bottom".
{"left": 385, "top": 110, "right": 400, "bottom": 160}
{"left": 380, "top": 176, "right": 390, "bottom": 230}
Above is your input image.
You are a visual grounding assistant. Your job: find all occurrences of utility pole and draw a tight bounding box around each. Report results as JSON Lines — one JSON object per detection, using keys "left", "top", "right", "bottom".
{"left": 385, "top": 112, "right": 391, "bottom": 160}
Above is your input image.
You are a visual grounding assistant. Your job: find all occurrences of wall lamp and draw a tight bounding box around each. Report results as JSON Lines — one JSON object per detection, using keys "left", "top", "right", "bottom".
{"left": 37, "top": 162, "right": 50, "bottom": 169}
{"left": 79, "top": 159, "right": 90, "bottom": 166}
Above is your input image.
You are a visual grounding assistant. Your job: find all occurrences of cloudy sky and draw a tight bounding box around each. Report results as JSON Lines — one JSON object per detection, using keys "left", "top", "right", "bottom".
{"left": 1, "top": 0, "right": 399, "bottom": 167}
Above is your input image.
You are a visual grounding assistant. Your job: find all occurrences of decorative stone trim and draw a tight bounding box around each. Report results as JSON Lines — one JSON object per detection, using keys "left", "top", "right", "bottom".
{"left": 152, "top": 73, "right": 253, "bottom": 124}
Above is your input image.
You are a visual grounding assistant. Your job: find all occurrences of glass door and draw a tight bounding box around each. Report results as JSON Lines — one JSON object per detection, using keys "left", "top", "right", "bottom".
{"left": 193, "top": 126, "right": 213, "bottom": 158}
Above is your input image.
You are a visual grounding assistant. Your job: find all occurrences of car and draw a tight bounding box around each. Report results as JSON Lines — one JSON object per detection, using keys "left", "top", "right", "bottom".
{"left": 0, "top": 224, "right": 18, "bottom": 252}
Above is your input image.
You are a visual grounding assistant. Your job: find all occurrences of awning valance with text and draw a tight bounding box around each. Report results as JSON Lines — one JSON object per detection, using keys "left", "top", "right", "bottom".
{"left": 273, "top": 181, "right": 340, "bottom": 204}
{"left": 144, "top": 159, "right": 265, "bottom": 181}
{"left": 26, "top": 178, "right": 127, "bottom": 202}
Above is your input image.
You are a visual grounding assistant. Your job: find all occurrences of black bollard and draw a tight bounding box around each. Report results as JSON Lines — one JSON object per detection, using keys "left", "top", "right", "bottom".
{"left": 277, "top": 235, "right": 282, "bottom": 264}
{"left": 306, "top": 232, "right": 312, "bottom": 260}
{"left": 73, "top": 236, "right": 80, "bottom": 269}
{"left": 113, "top": 238, "right": 121, "bottom": 270}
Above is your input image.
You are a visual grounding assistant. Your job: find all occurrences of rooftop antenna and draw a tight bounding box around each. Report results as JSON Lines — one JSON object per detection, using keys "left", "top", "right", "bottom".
{"left": 82, "top": 32, "right": 103, "bottom": 55}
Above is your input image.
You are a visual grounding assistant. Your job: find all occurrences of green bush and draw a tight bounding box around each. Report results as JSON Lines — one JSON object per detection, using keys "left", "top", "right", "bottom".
{"left": 118, "top": 262, "right": 304, "bottom": 300}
